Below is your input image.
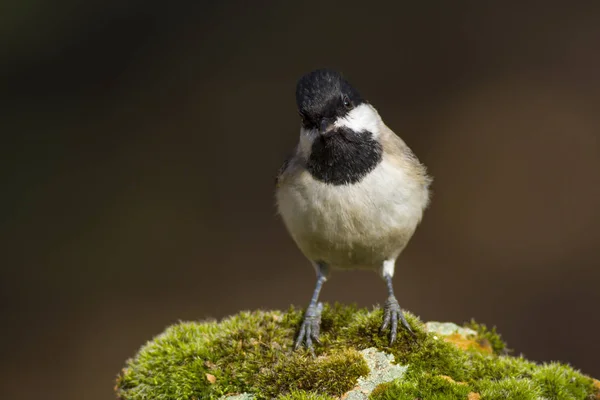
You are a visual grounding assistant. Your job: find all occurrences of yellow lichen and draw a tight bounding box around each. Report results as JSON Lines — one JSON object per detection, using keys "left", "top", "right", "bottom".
{"left": 444, "top": 333, "right": 493, "bottom": 354}
{"left": 593, "top": 379, "right": 600, "bottom": 399}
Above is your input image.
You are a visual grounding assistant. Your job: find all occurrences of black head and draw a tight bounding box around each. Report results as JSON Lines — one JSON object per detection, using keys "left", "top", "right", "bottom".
{"left": 295, "top": 70, "right": 382, "bottom": 186}
{"left": 296, "top": 69, "right": 365, "bottom": 132}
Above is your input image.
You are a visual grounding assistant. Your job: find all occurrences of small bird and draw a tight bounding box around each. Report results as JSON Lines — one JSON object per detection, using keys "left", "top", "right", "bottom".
{"left": 275, "top": 69, "right": 431, "bottom": 351}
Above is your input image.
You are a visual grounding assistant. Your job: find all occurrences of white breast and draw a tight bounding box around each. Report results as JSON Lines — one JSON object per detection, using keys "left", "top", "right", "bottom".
{"left": 276, "top": 157, "right": 429, "bottom": 270}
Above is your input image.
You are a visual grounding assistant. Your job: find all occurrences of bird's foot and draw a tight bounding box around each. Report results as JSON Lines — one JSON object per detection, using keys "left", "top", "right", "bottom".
{"left": 381, "top": 296, "right": 414, "bottom": 345}
{"left": 294, "top": 302, "right": 323, "bottom": 353}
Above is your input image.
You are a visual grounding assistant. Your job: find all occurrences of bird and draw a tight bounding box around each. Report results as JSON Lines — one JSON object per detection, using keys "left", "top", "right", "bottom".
{"left": 275, "top": 69, "right": 432, "bottom": 351}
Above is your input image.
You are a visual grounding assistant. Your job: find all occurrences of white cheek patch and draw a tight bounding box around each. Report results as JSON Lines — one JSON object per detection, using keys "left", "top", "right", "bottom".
{"left": 334, "top": 103, "right": 381, "bottom": 137}
{"left": 298, "top": 127, "right": 317, "bottom": 158}
{"left": 298, "top": 103, "right": 381, "bottom": 158}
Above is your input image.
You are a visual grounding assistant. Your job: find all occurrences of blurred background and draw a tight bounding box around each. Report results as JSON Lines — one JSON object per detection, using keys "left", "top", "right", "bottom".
{"left": 2, "top": 1, "right": 600, "bottom": 399}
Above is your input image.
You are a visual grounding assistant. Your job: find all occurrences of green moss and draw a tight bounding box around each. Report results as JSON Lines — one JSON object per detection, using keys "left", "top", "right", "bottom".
{"left": 476, "top": 377, "right": 542, "bottom": 400}
{"left": 464, "top": 319, "right": 508, "bottom": 355}
{"left": 258, "top": 348, "right": 368, "bottom": 398}
{"left": 532, "top": 363, "right": 597, "bottom": 400}
{"left": 370, "top": 372, "right": 472, "bottom": 400}
{"left": 277, "top": 391, "right": 335, "bottom": 400}
{"left": 473, "top": 364, "right": 597, "bottom": 400}
{"left": 116, "top": 304, "right": 598, "bottom": 400}
{"left": 467, "top": 353, "right": 537, "bottom": 382}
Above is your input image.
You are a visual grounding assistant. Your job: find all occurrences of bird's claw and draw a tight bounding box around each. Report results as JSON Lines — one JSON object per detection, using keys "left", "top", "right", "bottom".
{"left": 381, "top": 296, "right": 414, "bottom": 345}
{"left": 294, "top": 302, "right": 323, "bottom": 353}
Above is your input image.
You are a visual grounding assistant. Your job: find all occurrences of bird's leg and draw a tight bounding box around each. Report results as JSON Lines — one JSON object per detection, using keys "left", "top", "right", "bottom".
{"left": 294, "top": 263, "right": 328, "bottom": 353}
{"left": 380, "top": 272, "right": 414, "bottom": 345}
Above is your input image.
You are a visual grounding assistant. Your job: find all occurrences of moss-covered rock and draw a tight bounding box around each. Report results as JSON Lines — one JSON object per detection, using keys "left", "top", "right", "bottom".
{"left": 115, "top": 304, "right": 599, "bottom": 400}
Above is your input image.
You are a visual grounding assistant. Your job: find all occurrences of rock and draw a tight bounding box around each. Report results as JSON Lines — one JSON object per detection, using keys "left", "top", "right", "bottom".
{"left": 219, "top": 394, "right": 255, "bottom": 400}
{"left": 115, "top": 304, "right": 599, "bottom": 400}
{"left": 425, "top": 321, "right": 494, "bottom": 354}
{"left": 342, "top": 348, "right": 408, "bottom": 399}
{"left": 424, "top": 321, "right": 477, "bottom": 337}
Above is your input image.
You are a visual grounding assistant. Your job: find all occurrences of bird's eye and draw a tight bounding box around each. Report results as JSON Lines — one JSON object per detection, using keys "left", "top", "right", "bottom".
{"left": 342, "top": 95, "right": 353, "bottom": 110}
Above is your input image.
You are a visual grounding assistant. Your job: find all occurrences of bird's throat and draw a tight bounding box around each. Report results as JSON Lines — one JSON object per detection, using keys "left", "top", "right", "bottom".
{"left": 306, "top": 128, "right": 382, "bottom": 185}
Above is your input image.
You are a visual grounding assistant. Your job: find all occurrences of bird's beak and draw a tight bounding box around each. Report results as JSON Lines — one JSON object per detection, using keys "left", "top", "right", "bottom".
{"left": 319, "top": 118, "right": 334, "bottom": 135}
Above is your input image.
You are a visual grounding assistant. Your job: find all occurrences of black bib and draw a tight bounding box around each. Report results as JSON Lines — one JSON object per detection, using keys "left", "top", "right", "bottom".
{"left": 306, "top": 127, "right": 382, "bottom": 185}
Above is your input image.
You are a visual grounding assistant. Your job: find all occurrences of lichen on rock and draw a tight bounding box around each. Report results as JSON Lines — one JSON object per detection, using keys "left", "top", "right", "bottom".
{"left": 115, "top": 304, "right": 599, "bottom": 400}
{"left": 343, "top": 347, "right": 407, "bottom": 399}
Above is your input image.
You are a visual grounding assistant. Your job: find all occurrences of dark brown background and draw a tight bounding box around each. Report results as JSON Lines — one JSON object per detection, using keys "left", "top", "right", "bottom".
{"left": 1, "top": 1, "right": 599, "bottom": 399}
